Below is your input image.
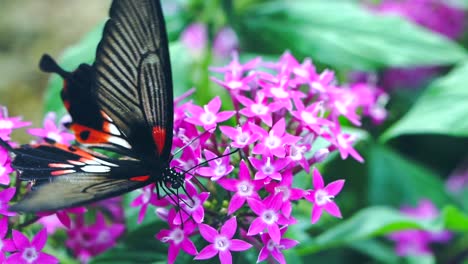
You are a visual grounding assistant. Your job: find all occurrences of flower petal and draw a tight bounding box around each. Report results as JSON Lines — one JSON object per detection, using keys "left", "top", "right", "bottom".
{"left": 219, "top": 249, "right": 232, "bottom": 264}
{"left": 12, "top": 230, "right": 30, "bottom": 249}
{"left": 168, "top": 244, "right": 181, "bottom": 264}
{"left": 198, "top": 224, "right": 218, "bottom": 243}
{"left": 271, "top": 248, "right": 287, "bottom": 264}
{"left": 180, "top": 239, "right": 198, "bottom": 255}
{"left": 32, "top": 229, "right": 48, "bottom": 251}
{"left": 37, "top": 252, "right": 59, "bottom": 264}
{"left": 194, "top": 244, "right": 218, "bottom": 260}
{"left": 312, "top": 168, "right": 324, "bottom": 189}
{"left": 229, "top": 239, "right": 252, "bottom": 251}
{"left": 323, "top": 202, "right": 342, "bottom": 218}
{"left": 247, "top": 217, "right": 266, "bottom": 236}
{"left": 220, "top": 217, "right": 237, "bottom": 239}
{"left": 311, "top": 205, "right": 323, "bottom": 224}
{"left": 227, "top": 194, "right": 245, "bottom": 215}
{"left": 325, "top": 180, "right": 345, "bottom": 196}
{"left": 267, "top": 224, "right": 281, "bottom": 244}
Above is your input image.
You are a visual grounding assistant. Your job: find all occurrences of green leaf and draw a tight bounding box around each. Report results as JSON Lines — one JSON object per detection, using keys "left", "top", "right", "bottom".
{"left": 381, "top": 60, "right": 468, "bottom": 141}
{"left": 297, "top": 205, "right": 468, "bottom": 254}
{"left": 368, "top": 144, "right": 454, "bottom": 207}
{"left": 240, "top": 1, "right": 467, "bottom": 70}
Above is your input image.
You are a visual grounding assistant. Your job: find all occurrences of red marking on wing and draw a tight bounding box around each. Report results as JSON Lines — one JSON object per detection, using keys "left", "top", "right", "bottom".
{"left": 61, "top": 80, "right": 71, "bottom": 110}
{"left": 51, "top": 169, "right": 75, "bottom": 176}
{"left": 152, "top": 126, "right": 166, "bottom": 155}
{"left": 70, "top": 124, "right": 111, "bottom": 145}
{"left": 130, "top": 175, "right": 150, "bottom": 182}
{"left": 48, "top": 163, "right": 72, "bottom": 168}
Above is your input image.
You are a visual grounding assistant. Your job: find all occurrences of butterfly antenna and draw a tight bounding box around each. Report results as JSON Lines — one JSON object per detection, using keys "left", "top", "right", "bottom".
{"left": 39, "top": 54, "right": 70, "bottom": 78}
{"left": 182, "top": 148, "right": 239, "bottom": 175}
{"left": 171, "top": 128, "right": 216, "bottom": 158}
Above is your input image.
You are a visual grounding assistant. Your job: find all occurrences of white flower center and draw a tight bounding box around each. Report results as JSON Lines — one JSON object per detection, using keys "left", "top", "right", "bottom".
{"left": 169, "top": 228, "right": 184, "bottom": 245}
{"left": 236, "top": 132, "right": 250, "bottom": 145}
{"left": 200, "top": 106, "right": 216, "bottom": 125}
{"left": 265, "top": 135, "right": 280, "bottom": 149}
{"left": 315, "top": 189, "right": 333, "bottom": 206}
{"left": 300, "top": 111, "right": 317, "bottom": 125}
{"left": 270, "top": 87, "right": 289, "bottom": 98}
{"left": 275, "top": 185, "right": 291, "bottom": 201}
{"left": 237, "top": 181, "right": 253, "bottom": 197}
{"left": 214, "top": 236, "right": 230, "bottom": 251}
{"left": 228, "top": 80, "right": 243, "bottom": 90}
{"left": 0, "top": 166, "right": 6, "bottom": 176}
{"left": 289, "top": 145, "right": 305, "bottom": 161}
{"left": 293, "top": 67, "right": 309, "bottom": 78}
{"left": 311, "top": 81, "right": 325, "bottom": 92}
{"left": 46, "top": 131, "right": 62, "bottom": 143}
{"left": 261, "top": 209, "right": 278, "bottom": 225}
{"left": 261, "top": 157, "right": 275, "bottom": 175}
{"left": 97, "top": 230, "right": 111, "bottom": 244}
{"left": 251, "top": 103, "right": 268, "bottom": 115}
{"left": 22, "top": 247, "right": 38, "bottom": 263}
{"left": 214, "top": 161, "right": 226, "bottom": 176}
{"left": 0, "top": 120, "right": 13, "bottom": 129}
{"left": 336, "top": 134, "right": 349, "bottom": 149}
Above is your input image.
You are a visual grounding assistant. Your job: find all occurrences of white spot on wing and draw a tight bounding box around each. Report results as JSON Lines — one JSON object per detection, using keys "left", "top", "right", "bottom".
{"left": 81, "top": 165, "right": 111, "bottom": 173}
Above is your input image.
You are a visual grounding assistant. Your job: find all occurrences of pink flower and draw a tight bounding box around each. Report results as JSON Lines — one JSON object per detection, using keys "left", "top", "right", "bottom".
{"left": 174, "top": 182, "right": 209, "bottom": 225}
{"left": 27, "top": 112, "right": 74, "bottom": 144}
{"left": 257, "top": 227, "right": 299, "bottom": 264}
{"left": 0, "top": 147, "right": 13, "bottom": 185}
{"left": 195, "top": 217, "right": 252, "bottom": 264}
{"left": 322, "top": 124, "right": 364, "bottom": 163}
{"left": 38, "top": 207, "right": 86, "bottom": 231}
{"left": 66, "top": 213, "right": 125, "bottom": 263}
{"left": 249, "top": 155, "right": 290, "bottom": 183}
{"left": 0, "top": 188, "right": 16, "bottom": 217}
{"left": 197, "top": 148, "right": 234, "bottom": 181}
{"left": 388, "top": 199, "right": 452, "bottom": 256}
{"left": 247, "top": 194, "right": 290, "bottom": 244}
{"left": 219, "top": 123, "right": 259, "bottom": 149}
{"left": 0, "top": 218, "right": 16, "bottom": 262}
{"left": 0, "top": 106, "right": 30, "bottom": 141}
{"left": 218, "top": 160, "right": 263, "bottom": 214}
{"left": 250, "top": 119, "right": 300, "bottom": 158}
{"left": 238, "top": 91, "right": 284, "bottom": 126}
{"left": 305, "top": 168, "right": 345, "bottom": 224}
{"left": 156, "top": 209, "right": 198, "bottom": 264}
{"left": 7, "top": 229, "right": 58, "bottom": 264}
{"left": 213, "top": 27, "right": 239, "bottom": 59}
{"left": 131, "top": 184, "right": 168, "bottom": 223}
{"left": 210, "top": 53, "right": 260, "bottom": 80}
{"left": 186, "top": 96, "right": 235, "bottom": 130}
{"left": 180, "top": 23, "right": 207, "bottom": 59}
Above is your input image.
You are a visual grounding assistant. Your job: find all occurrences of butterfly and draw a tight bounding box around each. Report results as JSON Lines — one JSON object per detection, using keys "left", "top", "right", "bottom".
{"left": 0, "top": 0, "right": 186, "bottom": 213}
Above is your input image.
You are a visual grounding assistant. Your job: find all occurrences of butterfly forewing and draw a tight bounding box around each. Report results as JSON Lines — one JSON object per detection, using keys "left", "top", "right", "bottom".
{"left": 94, "top": 0, "right": 174, "bottom": 160}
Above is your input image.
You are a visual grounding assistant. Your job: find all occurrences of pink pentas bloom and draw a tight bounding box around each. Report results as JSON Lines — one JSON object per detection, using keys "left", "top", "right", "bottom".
{"left": 327, "top": 87, "right": 361, "bottom": 126}
{"left": 0, "top": 106, "right": 30, "bottom": 141}
{"left": 249, "top": 155, "right": 290, "bottom": 183}
{"left": 238, "top": 91, "right": 284, "bottom": 126}
{"left": 257, "top": 227, "right": 299, "bottom": 264}
{"left": 27, "top": 112, "right": 75, "bottom": 144}
{"left": 195, "top": 217, "right": 252, "bottom": 264}
{"left": 210, "top": 53, "right": 261, "bottom": 80}
{"left": 6, "top": 229, "right": 58, "bottom": 264}
{"left": 0, "top": 147, "right": 13, "bottom": 185}
{"left": 247, "top": 194, "right": 290, "bottom": 244}
{"left": 0, "top": 188, "right": 16, "bottom": 217}
{"left": 265, "top": 172, "right": 305, "bottom": 217}
{"left": 174, "top": 182, "right": 209, "bottom": 225}
{"left": 388, "top": 199, "right": 452, "bottom": 256}
{"left": 322, "top": 124, "right": 364, "bottom": 163}
{"left": 197, "top": 148, "right": 234, "bottom": 181}
{"left": 156, "top": 209, "right": 198, "bottom": 264}
{"left": 180, "top": 23, "right": 207, "bottom": 59}
{"left": 211, "top": 70, "right": 256, "bottom": 94}
{"left": 131, "top": 184, "right": 168, "bottom": 223}
{"left": 286, "top": 142, "right": 311, "bottom": 173}
{"left": 219, "top": 123, "right": 259, "bottom": 149}
{"left": 250, "top": 119, "right": 301, "bottom": 158}
{"left": 218, "top": 160, "right": 263, "bottom": 214}
{"left": 66, "top": 213, "right": 125, "bottom": 263}
{"left": 291, "top": 99, "right": 333, "bottom": 134}
{"left": 0, "top": 218, "right": 16, "bottom": 262}
{"left": 186, "top": 96, "right": 235, "bottom": 130}
{"left": 305, "top": 168, "right": 345, "bottom": 224}
{"left": 213, "top": 27, "right": 239, "bottom": 59}
{"left": 38, "top": 207, "right": 86, "bottom": 231}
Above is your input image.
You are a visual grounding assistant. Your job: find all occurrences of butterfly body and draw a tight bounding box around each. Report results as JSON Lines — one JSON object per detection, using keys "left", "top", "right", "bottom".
{"left": 0, "top": 0, "right": 184, "bottom": 213}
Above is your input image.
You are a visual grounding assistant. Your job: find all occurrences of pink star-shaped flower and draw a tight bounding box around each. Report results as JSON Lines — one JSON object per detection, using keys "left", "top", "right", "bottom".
{"left": 131, "top": 184, "right": 168, "bottom": 223}
{"left": 237, "top": 91, "right": 284, "bottom": 126}
{"left": 322, "top": 124, "right": 364, "bottom": 163}
{"left": 0, "top": 188, "right": 16, "bottom": 217}
{"left": 195, "top": 217, "right": 252, "bottom": 264}
{"left": 27, "top": 112, "right": 74, "bottom": 144}
{"left": 156, "top": 209, "right": 198, "bottom": 264}
{"left": 305, "top": 168, "right": 345, "bottom": 224}
{"left": 0, "top": 106, "right": 30, "bottom": 141}
{"left": 0, "top": 147, "right": 13, "bottom": 185}
{"left": 7, "top": 229, "right": 58, "bottom": 264}
{"left": 249, "top": 155, "right": 290, "bottom": 184}
{"left": 257, "top": 227, "right": 299, "bottom": 264}
{"left": 219, "top": 123, "right": 259, "bottom": 149}
{"left": 250, "top": 119, "right": 300, "bottom": 158}
{"left": 0, "top": 218, "right": 16, "bottom": 262}
{"left": 174, "top": 182, "right": 209, "bottom": 225}
{"left": 218, "top": 160, "right": 263, "bottom": 214}
{"left": 186, "top": 96, "right": 235, "bottom": 130}
{"left": 197, "top": 148, "right": 234, "bottom": 181}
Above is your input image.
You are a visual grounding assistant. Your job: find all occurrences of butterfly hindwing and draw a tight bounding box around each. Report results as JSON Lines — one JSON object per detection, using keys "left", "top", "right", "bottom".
{"left": 94, "top": 0, "right": 174, "bottom": 160}
{"left": 8, "top": 141, "right": 151, "bottom": 213}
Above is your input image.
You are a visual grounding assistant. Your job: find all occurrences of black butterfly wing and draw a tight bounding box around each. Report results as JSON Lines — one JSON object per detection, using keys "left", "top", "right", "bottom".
{"left": 8, "top": 141, "right": 151, "bottom": 213}
{"left": 94, "top": 0, "right": 174, "bottom": 161}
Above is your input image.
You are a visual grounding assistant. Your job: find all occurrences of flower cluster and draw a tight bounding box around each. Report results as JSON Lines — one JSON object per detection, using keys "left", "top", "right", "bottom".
{"left": 388, "top": 199, "right": 452, "bottom": 256}
{"left": 139, "top": 51, "right": 387, "bottom": 263}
